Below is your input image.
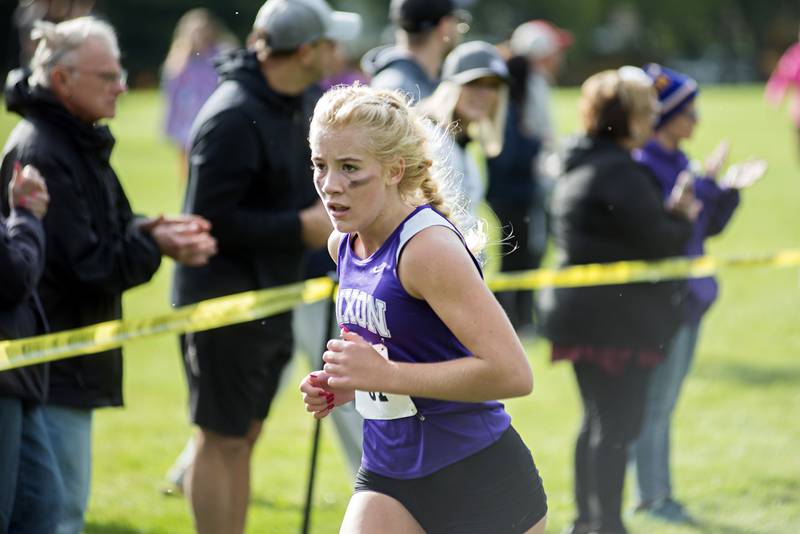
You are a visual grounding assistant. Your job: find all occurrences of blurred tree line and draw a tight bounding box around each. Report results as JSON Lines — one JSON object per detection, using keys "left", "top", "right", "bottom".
{"left": 2, "top": 0, "right": 800, "bottom": 87}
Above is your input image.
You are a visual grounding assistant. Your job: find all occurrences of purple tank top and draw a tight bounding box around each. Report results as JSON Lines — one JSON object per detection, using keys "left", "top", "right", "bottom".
{"left": 336, "top": 205, "right": 511, "bottom": 479}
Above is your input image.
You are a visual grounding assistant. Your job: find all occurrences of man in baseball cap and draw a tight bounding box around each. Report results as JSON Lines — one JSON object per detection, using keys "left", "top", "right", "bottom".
{"left": 173, "top": 1, "right": 360, "bottom": 532}
{"left": 362, "top": 0, "right": 471, "bottom": 102}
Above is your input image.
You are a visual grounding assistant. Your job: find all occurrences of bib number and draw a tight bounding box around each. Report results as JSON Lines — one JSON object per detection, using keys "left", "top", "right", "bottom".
{"left": 355, "top": 343, "right": 418, "bottom": 420}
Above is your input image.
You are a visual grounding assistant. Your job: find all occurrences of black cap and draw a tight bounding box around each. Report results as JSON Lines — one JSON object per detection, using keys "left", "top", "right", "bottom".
{"left": 390, "top": 0, "right": 467, "bottom": 34}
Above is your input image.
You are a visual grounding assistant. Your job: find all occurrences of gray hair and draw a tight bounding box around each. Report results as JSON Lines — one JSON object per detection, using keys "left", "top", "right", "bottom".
{"left": 29, "top": 16, "right": 119, "bottom": 88}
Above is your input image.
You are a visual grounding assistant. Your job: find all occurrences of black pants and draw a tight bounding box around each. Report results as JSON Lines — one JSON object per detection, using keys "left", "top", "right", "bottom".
{"left": 491, "top": 203, "right": 544, "bottom": 330}
{"left": 572, "top": 360, "right": 652, "bottom": 534}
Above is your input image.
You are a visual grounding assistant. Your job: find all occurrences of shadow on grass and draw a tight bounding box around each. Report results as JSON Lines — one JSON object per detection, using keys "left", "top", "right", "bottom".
{"left": 250, "top": 495, "right": 303, "bottom": 512}
{"left": 690, "top": 519, "right": 774, "bottom": 534}
{"left": 694, "top": 359, "right": 800, "bottom": 386}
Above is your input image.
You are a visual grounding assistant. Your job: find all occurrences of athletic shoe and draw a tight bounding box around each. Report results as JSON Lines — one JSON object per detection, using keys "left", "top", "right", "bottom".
{"left": 637, "top": 498, "right": 695, "bottom": 524}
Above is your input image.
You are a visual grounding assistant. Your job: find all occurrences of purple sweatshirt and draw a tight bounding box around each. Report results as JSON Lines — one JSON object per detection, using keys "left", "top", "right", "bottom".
{"left": 163, "top": 47, "right": 221, "bottom": 150}
{"left": 634, "top": 140, "right": 740, "bottom": 324}
{"left": 336, "top": 206, "right": 511, "bottom": 479}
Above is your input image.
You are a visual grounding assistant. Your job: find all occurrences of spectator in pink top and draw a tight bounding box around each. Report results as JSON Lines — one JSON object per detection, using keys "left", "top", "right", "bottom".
{"left": 765, "top": 32, "right": 800, "bottom": 155}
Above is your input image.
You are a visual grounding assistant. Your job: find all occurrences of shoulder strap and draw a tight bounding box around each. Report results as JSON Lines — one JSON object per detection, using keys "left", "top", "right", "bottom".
{"left": 396, "top": 208, "right": 458, "bottom": 264}
{"left": 396, "top": 207, "right": 482, "bottom": 276}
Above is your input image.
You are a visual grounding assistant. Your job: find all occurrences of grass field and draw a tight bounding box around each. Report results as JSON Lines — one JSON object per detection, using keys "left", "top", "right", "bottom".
{"left": 2, "top": 86, "right": 799, "bottom": 534}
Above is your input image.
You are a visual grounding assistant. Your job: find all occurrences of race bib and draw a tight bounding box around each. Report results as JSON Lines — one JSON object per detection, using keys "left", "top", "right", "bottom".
{"left": 354, "top": 343, "right": 418, "bottom": 420}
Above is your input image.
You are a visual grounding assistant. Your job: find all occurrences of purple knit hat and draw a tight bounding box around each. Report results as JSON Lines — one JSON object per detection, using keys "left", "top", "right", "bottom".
{"left": 643, "top": 63, "right": 699, "bottom": 128}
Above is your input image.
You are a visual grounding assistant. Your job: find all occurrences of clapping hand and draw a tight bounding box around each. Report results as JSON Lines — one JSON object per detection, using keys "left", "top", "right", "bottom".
{"left": 704, "top": 140, "right": 730, "bottom": 180}
{"left": 719, "top": 159, "right": 768, "bottom": 190}
{"left": 146, "top": 214, "right": 218, "bottom": 266}
{"left": 666, "top": 170, "right": 703, "bottom": 222}
{"left": 9, "top": 162, "right": 49, "bottom": 220}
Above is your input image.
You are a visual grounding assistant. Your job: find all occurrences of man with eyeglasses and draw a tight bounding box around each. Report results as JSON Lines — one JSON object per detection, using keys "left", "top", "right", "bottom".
{"left": 0, "top": 16, "right": 217, "bottom": 534}
{"left": 362, "top": 0, "right": 471, "bottom": 103}
{"left": 171, "top": 0, "right": 360, "bottom": 532}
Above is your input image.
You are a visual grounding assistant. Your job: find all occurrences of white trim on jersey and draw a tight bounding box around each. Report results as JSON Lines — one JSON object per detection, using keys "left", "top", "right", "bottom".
{"left": 396, "top": 208, "right": 460, "bottom": 264}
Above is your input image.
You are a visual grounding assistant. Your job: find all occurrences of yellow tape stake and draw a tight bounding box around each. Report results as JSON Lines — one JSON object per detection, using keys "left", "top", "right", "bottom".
{"left": 0, "top": 277, "right": 335, "bottom": 372}
{"left": 2, "top": 249, "right": 799, "bottom": 371}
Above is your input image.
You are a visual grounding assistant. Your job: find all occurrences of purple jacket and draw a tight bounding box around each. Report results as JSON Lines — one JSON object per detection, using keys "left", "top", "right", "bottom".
{"left": 163, "top": 47, "right": 221, "bottom": 150}
{"left": 634, "top": 140, "right": 740, "bottom": 324}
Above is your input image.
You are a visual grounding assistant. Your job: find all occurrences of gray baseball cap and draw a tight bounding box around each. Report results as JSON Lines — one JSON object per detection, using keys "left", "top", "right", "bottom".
{"left": 441, "top": 41, "right": 509, "bottom": 85}
{"left": 254, "top": 0, "right": 362, "bottom": 52}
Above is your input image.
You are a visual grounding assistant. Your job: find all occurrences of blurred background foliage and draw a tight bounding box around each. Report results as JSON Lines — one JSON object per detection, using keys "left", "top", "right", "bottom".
{"left": 2, "top": 0, "right": 800, "bottom": 87}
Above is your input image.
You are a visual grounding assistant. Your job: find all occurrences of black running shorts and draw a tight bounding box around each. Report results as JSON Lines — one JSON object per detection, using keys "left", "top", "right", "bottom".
{"left": 181, "top": 319, "right": 293, "bottom": 437}
{"left": 354, "top": 425, "right": 547, "bottom": 533}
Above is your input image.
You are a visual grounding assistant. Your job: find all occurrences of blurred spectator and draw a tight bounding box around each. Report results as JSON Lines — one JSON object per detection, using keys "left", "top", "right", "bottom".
{"left": 538, "top": 67, "right": 696, "bottom": 534}
{"left": 0, "top": 163, "right": 62, "bottom": 534}
{"left": 1, "top": 17, "right": 216, "bottom": 534}
{"left": 484, "top": 20, "right": 572, "bottom": 337}
{"left": 171, "top": 0, "right": 360, "bottom": 531}
{"left": 161, "top": 8, "right": 237, "bottom": 179}
{"left": 631, "top": 63, "right": 766, "bottom": 524}
{"left": 10, "top": 0, "right": 96, "bottom": 69}
{"left": 508, "top": 19, "right": 572, "bottom": 169}
{"left": 420, "top": 41, "right": 509, "bottom": 219}
{"left": 765, "top": 28, "right": 800, "bottom": 157}
{"left": 361, "top": 0, "right": 470, "bottom": 103}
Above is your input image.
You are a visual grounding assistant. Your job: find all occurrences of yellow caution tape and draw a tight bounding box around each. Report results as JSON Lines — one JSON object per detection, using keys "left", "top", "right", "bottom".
{"left": 486, "top": 249, "right": 800, "bottom": 291}
{"left": 1, "top": 249, "right": 799, "bottom": 372}
{"left": 0, "top": 277, "right": 335, "bottom": 372}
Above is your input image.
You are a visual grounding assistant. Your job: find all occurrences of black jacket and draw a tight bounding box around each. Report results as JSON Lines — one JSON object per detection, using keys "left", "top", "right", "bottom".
{"left": 1, "top": 69, "right": 162, "bottom": 408}
{"left": 538, "top": 136, "right": 692, "bottom": 351}
{"left": 0, "top": 208, "right": 48, "bottom": 403}
{"left": 173, "top": 49, "right": 321, "bottom": 332}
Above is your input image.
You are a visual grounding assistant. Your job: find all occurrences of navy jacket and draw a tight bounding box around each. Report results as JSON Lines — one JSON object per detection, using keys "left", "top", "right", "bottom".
{"left": 1, "top": 69, "right": 162, "bottom": 408}
{"left": 487, "top": 100, "right": 543, "bottom": 207}
{"left": 0, "top": 208, "right": 48, "bottom": 403}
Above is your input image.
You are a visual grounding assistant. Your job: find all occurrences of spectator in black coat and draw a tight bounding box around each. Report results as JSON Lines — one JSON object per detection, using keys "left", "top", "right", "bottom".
{"left": 0, "top": 17, "right": 216, "bottom": 534}
{"left": 0, "top": 163, "right": 61, "bottom": 533}
{"left": 538, "top": 67, "right": 698, "bottom": 534}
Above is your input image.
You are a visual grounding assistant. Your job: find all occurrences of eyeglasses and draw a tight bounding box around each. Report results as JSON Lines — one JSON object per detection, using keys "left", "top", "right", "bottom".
{"left": 67, "top": 66, "right": 128, "bottom": 87}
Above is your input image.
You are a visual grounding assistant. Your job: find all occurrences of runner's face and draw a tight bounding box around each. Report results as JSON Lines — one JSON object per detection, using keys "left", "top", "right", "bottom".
{"left": 310, "top": 125, "right": 390, "bottom": 234}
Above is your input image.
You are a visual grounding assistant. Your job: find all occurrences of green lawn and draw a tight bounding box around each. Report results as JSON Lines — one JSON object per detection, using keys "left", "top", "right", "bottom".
{"left": 2, "top": 86, "right": 799, "bottom": 534}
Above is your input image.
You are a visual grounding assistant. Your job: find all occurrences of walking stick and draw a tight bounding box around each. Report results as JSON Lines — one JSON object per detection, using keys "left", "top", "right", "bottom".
{"left": 301, "top": 275, "right": 337, "bottom": 534}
